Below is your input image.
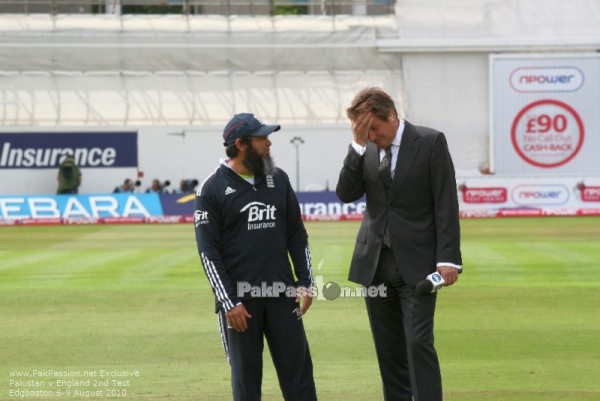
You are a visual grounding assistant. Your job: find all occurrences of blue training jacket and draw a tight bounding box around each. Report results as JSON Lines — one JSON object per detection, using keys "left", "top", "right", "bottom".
{"left": 194, "top": 162, "right": 314, "bottom": 313}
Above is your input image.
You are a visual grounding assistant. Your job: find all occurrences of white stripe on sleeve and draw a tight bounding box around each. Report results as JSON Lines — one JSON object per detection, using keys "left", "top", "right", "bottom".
{"left": 201, "top": 253, "right": 235, "bottom": 311}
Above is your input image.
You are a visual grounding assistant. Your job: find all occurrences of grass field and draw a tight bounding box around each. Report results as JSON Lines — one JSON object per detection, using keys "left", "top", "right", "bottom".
{"left": 1, "top": 217, "right": 600, "bottom": 400}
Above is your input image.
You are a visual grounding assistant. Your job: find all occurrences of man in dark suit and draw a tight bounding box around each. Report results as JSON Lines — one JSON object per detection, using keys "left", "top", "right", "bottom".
{"left": 336, "top": 87, "right": 462, "bottom": 401}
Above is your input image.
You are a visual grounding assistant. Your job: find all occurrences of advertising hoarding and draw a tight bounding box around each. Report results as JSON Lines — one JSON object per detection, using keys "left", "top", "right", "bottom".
{"left": 0, "top": 132, "right": 138, "bottom": 169}
{"left": 1, "top": 186, "right": 598, "bottom": 226}
{"left": 491, "top": 54, "right": 600, "bottom": 175}
{"left": 458, "top": 176, "right": 600, "bottom": 217}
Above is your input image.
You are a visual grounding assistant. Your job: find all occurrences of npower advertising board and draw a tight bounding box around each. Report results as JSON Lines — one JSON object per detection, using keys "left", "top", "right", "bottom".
{"left": 490, "top": 54, "right": 600, "bottom": 176}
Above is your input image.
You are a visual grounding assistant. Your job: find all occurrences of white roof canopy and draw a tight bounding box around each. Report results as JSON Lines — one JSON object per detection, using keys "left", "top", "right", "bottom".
{"left": 0, "top": 15, "right": 402, "bottom": 126}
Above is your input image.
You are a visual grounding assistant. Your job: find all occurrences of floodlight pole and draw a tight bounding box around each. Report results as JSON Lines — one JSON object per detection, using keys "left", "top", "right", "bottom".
{"left": 290, "top": 136, "right": 305, "bottom": 192}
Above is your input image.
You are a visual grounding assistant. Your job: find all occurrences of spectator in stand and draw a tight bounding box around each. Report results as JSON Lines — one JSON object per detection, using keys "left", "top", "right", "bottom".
{"left": 173, "top": 179, "right": 199, "bottom": 194}
{"left": 56, "top": 154, "right": 82, "bottom": 194}
{"left": 113, "top": 178, "right": 139, "bottom": 193}
{"left": 145, "top": 179, "right": 171, "bottom": 194}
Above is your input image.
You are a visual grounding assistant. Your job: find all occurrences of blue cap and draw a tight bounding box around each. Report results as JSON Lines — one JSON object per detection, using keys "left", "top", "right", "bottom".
{"left": 222, "top": 113, "right": 281, "bottom": 146}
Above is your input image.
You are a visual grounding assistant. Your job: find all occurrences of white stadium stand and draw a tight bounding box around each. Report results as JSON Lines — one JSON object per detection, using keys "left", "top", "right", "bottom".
{"left": 1, "top": 0, "right": 599, "bottom": 195}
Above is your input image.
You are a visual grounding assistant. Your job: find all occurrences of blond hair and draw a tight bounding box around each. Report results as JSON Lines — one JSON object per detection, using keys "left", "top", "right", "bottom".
{"left": 346, "top": 87, "right": 396, "bottom": 121}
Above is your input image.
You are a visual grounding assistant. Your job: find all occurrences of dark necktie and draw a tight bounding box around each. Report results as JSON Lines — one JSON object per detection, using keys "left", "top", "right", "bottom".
{"left": 378, "top": 146, "right": 393, "bottom": 248}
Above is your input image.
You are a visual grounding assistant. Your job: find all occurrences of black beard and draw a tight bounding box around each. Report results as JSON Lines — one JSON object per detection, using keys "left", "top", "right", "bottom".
{"left": 243, "top": 143, "right": 276, "bottom": 176}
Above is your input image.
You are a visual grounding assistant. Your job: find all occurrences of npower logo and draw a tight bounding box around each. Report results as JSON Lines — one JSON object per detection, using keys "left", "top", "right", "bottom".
{"left": 582, "top": 188, "right": 600, "bottom": 202}
{"left": 509, "top": 67, "right": 584, "bottom": 93}
{"left": 458, "top": 184, "right": 507, "bottom": 204}
{"left": 511, "top": 184, "right": 569, "bottom": 206}
{"left": 575, "top": 182, "right": 600, "bottom": 202}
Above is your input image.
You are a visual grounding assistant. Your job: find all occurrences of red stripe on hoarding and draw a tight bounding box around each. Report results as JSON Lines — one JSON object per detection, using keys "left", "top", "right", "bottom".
{"left": 343, "top": 214, "right": 364, "bottom": 221}
{"left": 103, "top": 217, "right": 145, "bottom": 224}
{"left": 145, "top": 216, "right": 184, "bottom": 224}
{"left": 20, "top": 218, "right": 63, "bottom": 226}
{"left": 577, "top": 208, "right": 600, "bottom": 216}
{"left": 301, "top": 214, "right": 364, "bottom": 222}
{"left": 303, "top": 214, "right": 342, "bottom": 222}
{"left": 498, "top": 209, "right": 543, "bottom": 217}
{"left": 63, "top": 217, "right": 102, "bottom": 225}
{"left": 4, "top": 209, "right": 600, "bottom": 229}
{"left": 460, "top": 210, "right": 500, "bottom": 219}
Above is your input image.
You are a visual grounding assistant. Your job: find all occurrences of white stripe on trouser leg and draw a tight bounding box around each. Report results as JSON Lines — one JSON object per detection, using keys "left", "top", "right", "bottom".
{"left": 305, "top": 246, "right": 315, "bottom": 287}
{"left": 217, "top": 310, "right": 230, "bottom": 364}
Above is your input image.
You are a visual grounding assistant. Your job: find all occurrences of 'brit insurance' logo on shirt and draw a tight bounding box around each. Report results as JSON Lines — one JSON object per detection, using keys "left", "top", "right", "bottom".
{"left": 194, "top": 210, "right": 209, "bottom": 227}
{"left": 240, "top": 202, "right": 277, "bottom": 230}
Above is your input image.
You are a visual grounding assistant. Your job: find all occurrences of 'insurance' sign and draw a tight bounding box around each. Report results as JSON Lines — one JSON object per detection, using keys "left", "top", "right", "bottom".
{"left": 0, "top": 132, "right": 138, "bottom": 169}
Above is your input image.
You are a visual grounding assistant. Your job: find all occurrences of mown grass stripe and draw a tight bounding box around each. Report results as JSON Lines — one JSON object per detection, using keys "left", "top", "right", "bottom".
{"left": 119, "top": 250, "right": 198, "bottom": 286}
{"left": 461, "top": 241, "right": 528, "bottom": 285}
{"left": 63, "top": 249, "right": 162, "bottom": 287}
{"left": 41, "top": 250, "right": 142, "bottom": 286}
{"left": 0, "top": 250, "right": 72, "bottom": 271}
{"left": 0, "top": 250, "right": 74, "bottom": 284}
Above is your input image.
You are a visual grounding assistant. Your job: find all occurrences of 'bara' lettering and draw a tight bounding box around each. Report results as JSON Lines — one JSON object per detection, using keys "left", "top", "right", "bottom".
{"left": 0, "top": 142, "right": 117, "bottom": 168}
{"left": 0, "top": 196, "right": 150, "bottom": 219}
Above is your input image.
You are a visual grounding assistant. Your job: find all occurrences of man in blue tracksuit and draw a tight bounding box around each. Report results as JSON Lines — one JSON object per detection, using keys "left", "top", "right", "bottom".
{"left": 194, "top": 113, "right": 317, "bottom": 401}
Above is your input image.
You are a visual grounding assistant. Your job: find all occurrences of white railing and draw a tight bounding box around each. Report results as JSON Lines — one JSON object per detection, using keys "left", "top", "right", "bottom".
{"left": 0, "top": 0, "right": 395, "bottom": 16}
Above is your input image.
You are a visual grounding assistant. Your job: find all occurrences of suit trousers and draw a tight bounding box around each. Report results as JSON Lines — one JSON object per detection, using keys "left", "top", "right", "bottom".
{"left": 365, "top": 248, "right": 442, "bottom": 401}
{"left": 218, "top": 297, "right": 317, "bottom": 401}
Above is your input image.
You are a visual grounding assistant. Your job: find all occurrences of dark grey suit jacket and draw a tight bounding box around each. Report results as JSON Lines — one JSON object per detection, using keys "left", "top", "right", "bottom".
{"left": 336, "top": 121, "right": 462, "bottom": 287}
